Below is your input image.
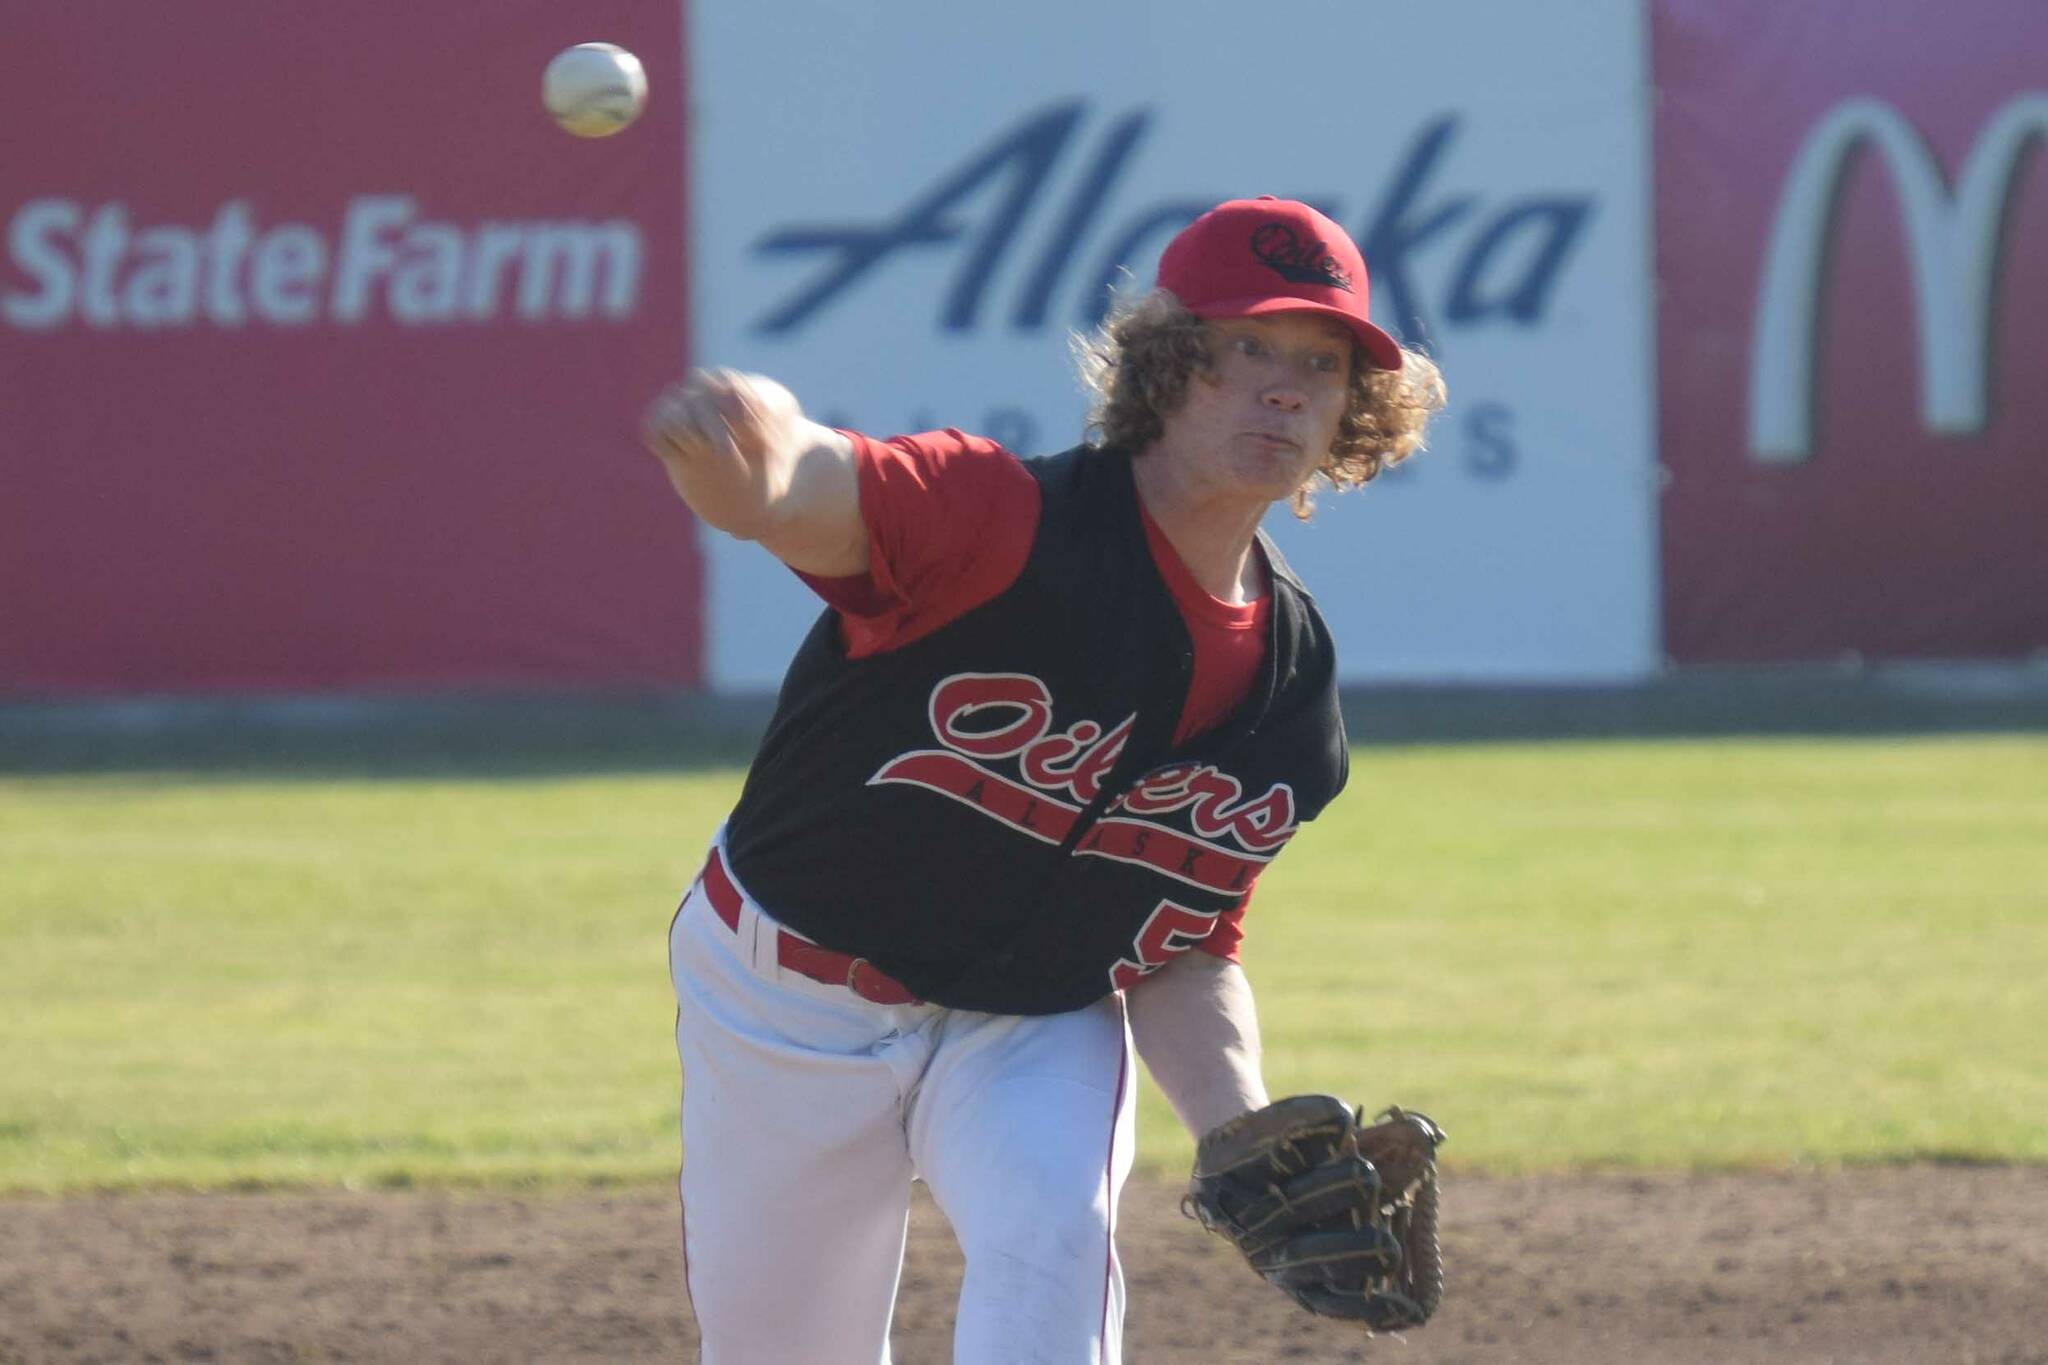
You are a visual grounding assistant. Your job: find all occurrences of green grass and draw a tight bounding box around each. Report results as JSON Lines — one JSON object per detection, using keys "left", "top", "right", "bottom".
{"left": 2, "top": 735, "right": 2044, "bottom": 1192}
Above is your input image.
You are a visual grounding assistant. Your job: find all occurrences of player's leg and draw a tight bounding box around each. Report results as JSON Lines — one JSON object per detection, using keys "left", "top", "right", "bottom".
{"left": 909, "top": 994, "right": 1137, "bottom": 1365}
{"left": 671, "top": 877, "right": 928, "bottom": 1365}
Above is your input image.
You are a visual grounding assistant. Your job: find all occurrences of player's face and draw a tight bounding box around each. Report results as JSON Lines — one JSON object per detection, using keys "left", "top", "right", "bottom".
{"left": 1161, "top": 313, "right": 1355, "bottom": 505}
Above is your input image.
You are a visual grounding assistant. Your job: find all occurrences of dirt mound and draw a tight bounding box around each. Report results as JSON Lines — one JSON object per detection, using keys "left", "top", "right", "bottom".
{"left": 4, "top": 1167, "right": 2043, "bottom": 1363}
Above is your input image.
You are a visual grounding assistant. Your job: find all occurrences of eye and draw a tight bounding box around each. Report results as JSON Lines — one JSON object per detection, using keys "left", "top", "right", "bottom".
{"left": 1309, "top": 353, "right": 1342, "bottom": 374}
{"left": 1232, "top": 335, "right": 1264, "bottom": 357}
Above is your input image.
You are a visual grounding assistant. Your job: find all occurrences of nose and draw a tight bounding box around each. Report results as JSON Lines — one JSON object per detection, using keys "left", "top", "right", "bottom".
{"left": 1262, "top": 382, "right": 1305, "bottom": 412}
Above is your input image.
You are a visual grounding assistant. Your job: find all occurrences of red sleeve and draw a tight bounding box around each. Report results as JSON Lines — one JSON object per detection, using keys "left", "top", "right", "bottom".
{"left": 796, "top": 429, "right": 1040, "bottom": 657}
{"left": 1194, "top": 887, "right": 1253, "bottom": 962}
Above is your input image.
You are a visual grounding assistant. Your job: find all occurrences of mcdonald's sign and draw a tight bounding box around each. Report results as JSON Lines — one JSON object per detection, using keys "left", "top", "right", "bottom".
{"left": 1655, "top": 1, "right": 2048, "bottom": 662}
{"left": 1749, "top": 94, "right": 2048, "bottom": 462}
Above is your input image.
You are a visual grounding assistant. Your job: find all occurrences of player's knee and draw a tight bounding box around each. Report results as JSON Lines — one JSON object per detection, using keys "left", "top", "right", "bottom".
{"left": 964, "top": 1176, "right": 1113, "bottom": 1274}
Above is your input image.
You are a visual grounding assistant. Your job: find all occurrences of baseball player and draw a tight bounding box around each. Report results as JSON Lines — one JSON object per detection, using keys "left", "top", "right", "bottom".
{"left": 644, "top": 197, "right": 1446, "bottom": 1364}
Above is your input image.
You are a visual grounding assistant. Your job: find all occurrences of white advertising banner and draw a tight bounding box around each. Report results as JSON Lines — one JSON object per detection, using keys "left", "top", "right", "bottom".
{"left": 689, "top": 0, "right": 1657, "bottom": 687}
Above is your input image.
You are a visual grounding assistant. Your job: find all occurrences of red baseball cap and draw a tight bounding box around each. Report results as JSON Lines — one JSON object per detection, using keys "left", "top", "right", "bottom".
{"left": 1156, "top": 196, "right": 1404, "bottom": 371}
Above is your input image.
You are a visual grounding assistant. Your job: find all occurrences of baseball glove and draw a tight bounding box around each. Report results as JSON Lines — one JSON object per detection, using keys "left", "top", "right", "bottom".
{"left": 1183, "top": 1096, "right": 1446, "bottom": 1331}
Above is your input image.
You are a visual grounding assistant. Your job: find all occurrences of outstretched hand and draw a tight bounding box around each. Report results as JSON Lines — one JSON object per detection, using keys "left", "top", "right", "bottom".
{"left": 642, "top": 370, "right": 809, "bottom": 523}
{"left": 639, "top": 368, "right": 864, "bottom": 574}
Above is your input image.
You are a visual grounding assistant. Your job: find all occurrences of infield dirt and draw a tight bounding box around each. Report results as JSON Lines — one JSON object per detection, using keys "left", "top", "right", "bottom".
{"left": 4, "top": 1167, "right": 2043, "bottom": 1363}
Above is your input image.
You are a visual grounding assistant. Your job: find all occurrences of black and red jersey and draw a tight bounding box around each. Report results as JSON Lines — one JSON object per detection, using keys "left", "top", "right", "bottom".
{"left": 722, "top": 442, "right": 1349, "bottom": 1015}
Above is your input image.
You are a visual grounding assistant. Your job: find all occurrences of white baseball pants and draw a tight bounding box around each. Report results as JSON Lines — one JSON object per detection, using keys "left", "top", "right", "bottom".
{"left": 669, "top": 843, "right": 1136, "bottom": 1365}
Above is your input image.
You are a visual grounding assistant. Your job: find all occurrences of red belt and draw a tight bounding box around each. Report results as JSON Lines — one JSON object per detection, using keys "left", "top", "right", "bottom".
{"left": 700, "top": 849, "right": 921, "bottom": 1006}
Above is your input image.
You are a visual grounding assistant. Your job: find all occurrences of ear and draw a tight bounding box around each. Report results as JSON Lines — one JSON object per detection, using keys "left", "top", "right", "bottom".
{"left": 1288, "top": 484, "right": 1314, "bottom": 520}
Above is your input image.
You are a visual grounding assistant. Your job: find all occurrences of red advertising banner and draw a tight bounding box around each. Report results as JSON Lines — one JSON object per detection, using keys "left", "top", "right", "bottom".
{"left": 1, "top": 2, "right": 697, "bottom": 695}
{"left": 1654, "top": 0, "right": 2048, "bottom": 661}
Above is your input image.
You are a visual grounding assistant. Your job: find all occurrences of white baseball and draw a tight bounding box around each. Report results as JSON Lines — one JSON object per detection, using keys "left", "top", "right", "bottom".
{"left": 542, "top": 42, "right": 647, "bottom": 138}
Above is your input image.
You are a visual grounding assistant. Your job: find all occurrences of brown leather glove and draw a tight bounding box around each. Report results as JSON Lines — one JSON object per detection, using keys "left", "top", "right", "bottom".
{"left": 1184, "top": 1096, "right": 1446, "bottom": 1331}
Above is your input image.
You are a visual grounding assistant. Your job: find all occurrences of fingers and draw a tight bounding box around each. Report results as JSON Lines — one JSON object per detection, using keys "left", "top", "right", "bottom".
{"left": 640, "top": 380, "right": 697, "bottom": 457}
{"left": 642, "top": 369, "right": 784, "bottom": 464}
{"left": 642, "top": 370, "right": 734, "bottom": 462}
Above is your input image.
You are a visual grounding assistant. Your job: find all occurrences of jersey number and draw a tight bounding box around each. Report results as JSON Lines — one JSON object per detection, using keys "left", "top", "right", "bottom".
{"left": 1109, "top": 898, "right": 1215, "bottom": 991}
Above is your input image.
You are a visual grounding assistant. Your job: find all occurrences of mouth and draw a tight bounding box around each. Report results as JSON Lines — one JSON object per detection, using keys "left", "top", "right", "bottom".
{"left": 1245, "top": 431, "right": 1301, "bottom": 452}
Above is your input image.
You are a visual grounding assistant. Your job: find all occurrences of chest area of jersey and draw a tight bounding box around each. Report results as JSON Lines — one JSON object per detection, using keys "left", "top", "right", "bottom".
{"left": 869, "top": 669, "right": 1299, "bottom": 898}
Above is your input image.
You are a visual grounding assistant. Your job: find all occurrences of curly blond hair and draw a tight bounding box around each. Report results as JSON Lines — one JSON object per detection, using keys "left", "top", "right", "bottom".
{"left": 1073, "top": 289, "right": 1447, "bottom": 517}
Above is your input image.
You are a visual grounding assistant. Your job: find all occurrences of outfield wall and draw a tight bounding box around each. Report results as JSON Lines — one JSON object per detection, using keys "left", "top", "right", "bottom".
{"left": 3, "top": 0, "right": 2042, "bottom": 701}
{"left": 1653, "top": 0, "right": 2048, "bottom": 662}
{"left": 689, "top": 0, "right": 1659, "bottom": 687}
{"left": 1, "top": 1, "right": 698, "bottom": 696}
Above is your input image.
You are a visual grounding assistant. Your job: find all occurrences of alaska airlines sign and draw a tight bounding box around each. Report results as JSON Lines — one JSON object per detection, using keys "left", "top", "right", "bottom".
{"left": 747, "top": 101, "right": 1595, "bottom": 344}
{"left": 1749, "top": 93, "right": 2048, "bottom": 461}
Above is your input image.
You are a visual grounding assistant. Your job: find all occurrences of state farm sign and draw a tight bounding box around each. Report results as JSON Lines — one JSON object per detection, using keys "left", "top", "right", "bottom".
{"left": 1654, "top": 0, "right": 2048, "bottom": 661}
{"left": 6, "top": 197, "right": 643, "bottom": 330}
{"left": 2, "top": 1, "right": 695, "bottom": 697}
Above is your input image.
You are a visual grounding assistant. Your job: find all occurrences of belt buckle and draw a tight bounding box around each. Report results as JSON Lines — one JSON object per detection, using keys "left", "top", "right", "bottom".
{"left": 846, "top": 957, "right": 899, "bottom": 1004}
